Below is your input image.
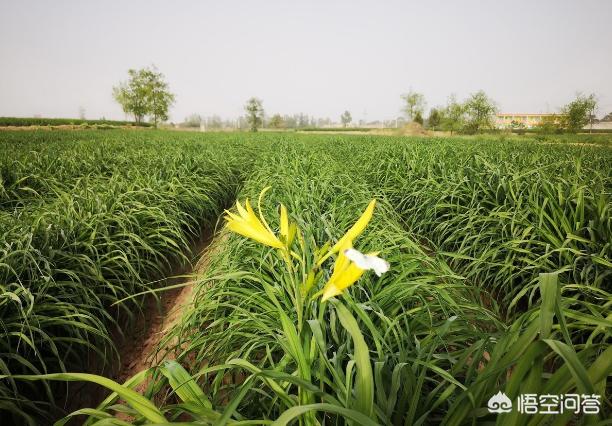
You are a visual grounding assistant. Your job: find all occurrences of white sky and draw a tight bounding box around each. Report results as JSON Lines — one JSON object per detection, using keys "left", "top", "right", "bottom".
{"left": 1, "top": 0, "right": 611, "bottom": 122}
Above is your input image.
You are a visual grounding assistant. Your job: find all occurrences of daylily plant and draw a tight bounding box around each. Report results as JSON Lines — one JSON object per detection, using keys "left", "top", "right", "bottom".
{"left": 224, "top": 187, "right": 389, "bottom": 301}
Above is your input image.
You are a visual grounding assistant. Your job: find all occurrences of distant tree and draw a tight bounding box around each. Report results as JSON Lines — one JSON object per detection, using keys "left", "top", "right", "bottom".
{"left": 413, "top": 111, "right": 424, "bottom": 125}
{"left": 113, "top": 70, "right": 148, "bottom": 124}
{"left": 427, "top": 108, "right": 442, "bottom": 130}
{"left": 283, "top": 115, "right": 297, "bottom": 129}
{"left": 237, "top": 116, "right": 249, "bottom": 130}
{"left": 113, "top": 66, "right": 175, "bottom": 127}
{"left": 245, "top": 97, "right": 264, "bottom": 132}
{"left": 269, "top": 114, "right": 284, "bottom": 129}
{"left": 463, "top": 90, "right": 497, "bottom": 133}
{"left": 207, "top": 115, "right": 223, "bottom": 130}
{"left": 561, "top": 93, "right": 597, "bottom": 133}
{"left": 317, "top": 117, "right": 332, "bottom": 127}
{"left": 535, "top": 114, "right": 563, "bottom": 134}
{"left": 147, "top": 70, "right": 175, "bottom": 127}
{"left": 183, "top": 114, "right": 202, "bottom": 128}
{"left": 297, "top": 113, "right": 309, "bottom": 128}
{"left": 400, "top": 90, "right": 426, "bottom": 121}
{"left": 340, "top": 110, "right": 352, "bottom": 127}
{"left": 441, "top": 94, "right": 465, "bottom": 135}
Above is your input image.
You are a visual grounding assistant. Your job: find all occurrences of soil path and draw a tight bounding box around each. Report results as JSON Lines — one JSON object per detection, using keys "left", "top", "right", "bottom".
{"left": 63, "top": 230, "right": 218, "bottom": 416}
{"left": 114, "top": 230, "right": 215, "bottom": 385}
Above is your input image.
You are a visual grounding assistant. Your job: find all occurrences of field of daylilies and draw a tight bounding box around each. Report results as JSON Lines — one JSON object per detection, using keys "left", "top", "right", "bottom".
{"left": 0, "top": 130, "right": 610, "bottom": 425}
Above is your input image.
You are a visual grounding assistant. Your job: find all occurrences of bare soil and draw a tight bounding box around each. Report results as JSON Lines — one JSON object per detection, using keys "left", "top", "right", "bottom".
{"left": 62, "top": 230, "right": 215, "bottom": 417}
{"left": 114, "top": 230, "right": 214, "bottom": 384}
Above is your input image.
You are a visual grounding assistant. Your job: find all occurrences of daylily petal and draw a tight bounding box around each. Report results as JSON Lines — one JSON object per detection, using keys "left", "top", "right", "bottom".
{"left": 245, "top": 199, "right": 257, "bottom": 218}
{"left": 320, "top": 247, "right": 388, "bottom": 301}
{"left": 224, "top": 211, "right": 242, "bottom": 222}
{"left": 344, "top": 248, "right": 390, "bottom": 277}
{"left": 321, "top": 282, "right": 342, "bottom": 302}
{"left": 257, "top": 187, "right": 277, "bottom": 236}
{"left": 236, "top": 200, "right": 249, "bottom": 219}
{"left": 227, "top": 220, "right": 284, "bottom": 248}
{"left": 321, "top": 264, "right": 365, "bottom": 302}
{"left": 334, "top": 263, "right": 366, "bottom": 290}
{"left": 331, "top": 200, "right": 376, "bottom": 253}
{"left": 280, "top": 204, "right": 289, "bottom": 239}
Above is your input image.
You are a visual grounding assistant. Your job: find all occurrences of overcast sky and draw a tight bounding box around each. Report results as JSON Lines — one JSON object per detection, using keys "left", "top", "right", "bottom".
{"left": 1, "top": 0, "right": 611, "bottom": 122}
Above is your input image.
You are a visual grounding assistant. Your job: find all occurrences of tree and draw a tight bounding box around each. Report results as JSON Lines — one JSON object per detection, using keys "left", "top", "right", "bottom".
{"left": 245, "top": 97, "right": 264, "bottom": 132}
{"left": 269, "top": 114, "right": 284, "bottom": 129}
{"left": 441, "top": 94, "right": 465, "bottom": 135}
{"left": 283, "top": 115, "right": 297, "bottom": 129}
{"left": 427, "top": 108, "right": 441, "bottom": 130}
{"left": 113, "top": 66, "right": 175, "bottom": 127}
{"left": 206, "top": 115, "right": 223, "bottom": 130}
{"left": 147, "top": 69, "right": 175, "bottom": 127}
{"left": 297, "top": 113, "right": 309, "bottom": 128}
{"left": 561, "top": 93, "right": 597, "bottom": 133}
{"left": 113, "top": 70, "right": 148, "bottom": 124}
{"left": 400, "top": 90, "right": 426, "bottom": 121}
{"left": 463, "top": 90, "right": 497, "bottom": 133}
{"left": 413, "top": 111, "right": 424, "bottom": 125}
{"left": 317, "top": 117, "right": 332, "bottom": 127}
{"left": 183, "top": 114, "right": 202, "bottom": 128}
{"left": 535, "top": 114, "right": 563, "bottom": 134}
{"left": 340, "top": 110, "right": 352, "bottom": 127}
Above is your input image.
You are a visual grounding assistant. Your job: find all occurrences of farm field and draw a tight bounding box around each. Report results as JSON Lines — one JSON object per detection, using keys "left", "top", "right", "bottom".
{"left": 0, "top": 130, "right": 610, "bottom": 425}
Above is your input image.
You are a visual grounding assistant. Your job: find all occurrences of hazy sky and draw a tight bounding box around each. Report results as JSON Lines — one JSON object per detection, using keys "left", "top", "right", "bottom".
{"left": 1, "top": 0, "right": 611, "bottom": 122}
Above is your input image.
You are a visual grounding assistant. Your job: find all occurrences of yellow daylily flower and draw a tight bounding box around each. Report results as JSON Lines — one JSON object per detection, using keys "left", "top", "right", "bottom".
{"left": 321, "top": 244, "right": 365, "bottom": 301}
{"left": 225, "top": 198, "right": 284, "bottom": 249}
{"left": 320, "top": 245, "right": 389, "bottom": 302}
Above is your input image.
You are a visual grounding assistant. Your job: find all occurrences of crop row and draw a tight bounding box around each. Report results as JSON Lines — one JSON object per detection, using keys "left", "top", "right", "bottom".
{"left": 0, "top": 131, "right": 254, "bottom": 422}
{"left": 0, "top": 117, "right": 151, "bottom": 127}
{"left": 147, "top": 136, "right": 609, "bottom": 423}
{"left": 342, "top": 138, "right": 611, "bottom": 317}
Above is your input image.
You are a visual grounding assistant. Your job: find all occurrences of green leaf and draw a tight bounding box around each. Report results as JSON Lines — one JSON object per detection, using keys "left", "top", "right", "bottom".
{"left": 541, "top": 340, "right": 595, "bottom": 394}
{"left": 271, "top": 403, "right": 381, "bottom": 426}
{"left": 160, "top": 360, "right": 212, "bottom": 408}
{"left": 538, "top": 273, "right": 558, "bottom": 339}
{"left": 1, "top": 372, "right": 166, "bottom": 423}
{"left": 332, "top": 300, "right": 374, "bottom": 418}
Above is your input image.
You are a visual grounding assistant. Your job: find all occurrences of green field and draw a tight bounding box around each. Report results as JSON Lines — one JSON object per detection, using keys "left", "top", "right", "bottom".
{"left": 0, "top": 117, "right": 151, "bottom": 127}
{"left": 0, "top": 130, "right": 610, "bottom": 425}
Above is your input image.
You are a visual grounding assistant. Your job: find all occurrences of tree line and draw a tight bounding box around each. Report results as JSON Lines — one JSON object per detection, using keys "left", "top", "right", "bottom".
{"left": 111, "top": 66, "right": 602, "bottom": 134}
{"left": 400, "top": 90, "right": 498, "bottom": 134}
{"left": 401, "top": 90, "right": 599, "bottom": 134}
